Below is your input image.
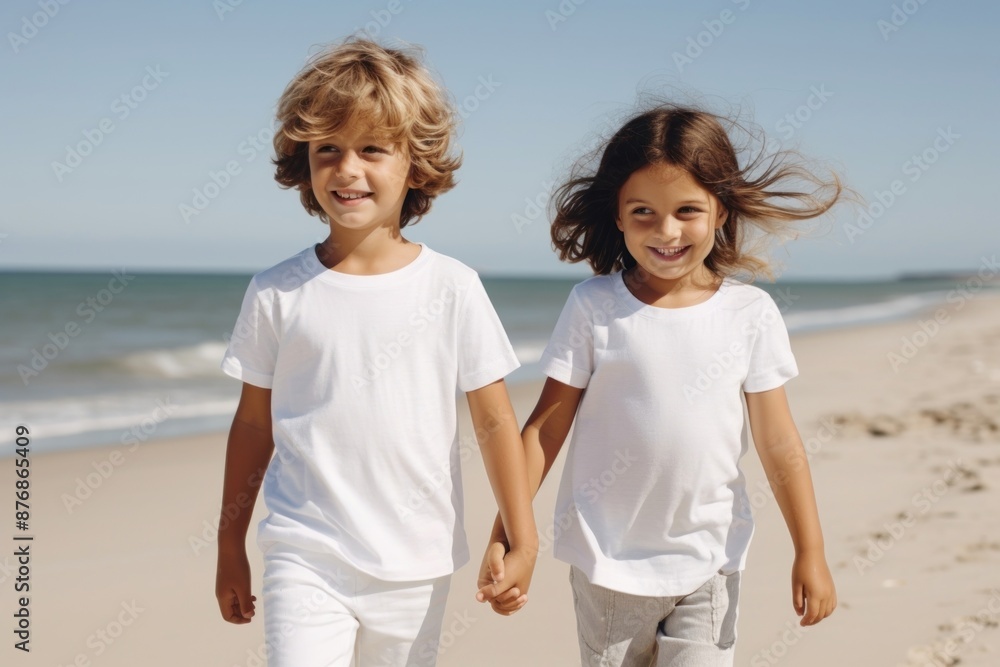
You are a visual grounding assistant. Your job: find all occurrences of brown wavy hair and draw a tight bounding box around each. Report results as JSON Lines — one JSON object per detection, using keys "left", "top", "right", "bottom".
{"left": 272, "top": 37, "right": 461, "bottom": 228}
{"left": 551, "top": 102, "right": 854, "bottom": 280}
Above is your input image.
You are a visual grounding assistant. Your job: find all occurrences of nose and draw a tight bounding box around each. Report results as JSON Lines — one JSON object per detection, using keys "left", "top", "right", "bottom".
{"left": 654, "top": 214, "right": 683, "bottom": 240}
{"left": 335, "top": 150, "right": 362, "bottom": 181}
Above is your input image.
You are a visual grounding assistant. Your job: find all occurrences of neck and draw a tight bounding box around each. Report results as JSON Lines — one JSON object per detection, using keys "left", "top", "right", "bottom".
{"left": 624, "top": 265, "right": 722, "bottom": 307}
{"left": 316, "top": 223, "right": 417, "bottom": 275}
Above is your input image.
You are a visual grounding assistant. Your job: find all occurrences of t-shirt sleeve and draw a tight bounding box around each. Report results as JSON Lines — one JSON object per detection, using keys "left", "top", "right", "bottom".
{"left": 220, "top": 277, "right": 279, "bottom": 389}
{"left": 456, "top": 274, "right": 521, "bottom": 393}
{"left": 539, "top": 286, "right": 593, "bottom": 389}
{"left": 742, "top": 294, "right": 798, "bottom": 393}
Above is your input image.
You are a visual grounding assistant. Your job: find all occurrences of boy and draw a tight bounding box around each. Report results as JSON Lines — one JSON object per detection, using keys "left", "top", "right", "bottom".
{"left": 214, "top": 38, "right": 537, "bottom": 666}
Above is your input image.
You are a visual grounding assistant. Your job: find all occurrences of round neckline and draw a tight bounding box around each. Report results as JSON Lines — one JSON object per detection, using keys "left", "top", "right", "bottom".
{"left": 305, "top": 241, "right": 432, "bottom": 287}
{"left": 613, "top": 271, "right": 730, "bottom": 319}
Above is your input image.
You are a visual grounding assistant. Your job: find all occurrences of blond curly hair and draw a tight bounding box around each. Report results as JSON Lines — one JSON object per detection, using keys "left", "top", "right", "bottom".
{"left": 272, "top": 37, "right": 461, "bottom": 228}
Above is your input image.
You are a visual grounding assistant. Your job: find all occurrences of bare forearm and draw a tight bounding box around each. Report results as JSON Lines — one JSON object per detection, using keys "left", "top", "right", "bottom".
{"left": 468, "top": 381, "right": 538, "bottom": 552}
{"left": 489, "top": 379, "right": 581, "bottom": 544}
{"left": 489, "top": 419, "right": 570, "bottom": 544}
{"left": 217, "top": 417, "right": 274, "bottom": 550}
{"left": 760, "top": 436, "right": 826, "bottom": 554}
{"left": 746, "top": 387, "right": 827, "bottom": 556}
{"left": 479, "top": 426, "right": 538, "bottom": 551}
{"left": 524, "top": 425, "right": 561, "bottom": 496}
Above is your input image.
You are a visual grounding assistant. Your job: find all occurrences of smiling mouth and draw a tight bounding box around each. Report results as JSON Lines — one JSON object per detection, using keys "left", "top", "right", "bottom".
{"left": 333, "top": 190, "right": 373, "bottom": 201}
{"left": 651, "top": 246, "right": 690, "bottom": 258}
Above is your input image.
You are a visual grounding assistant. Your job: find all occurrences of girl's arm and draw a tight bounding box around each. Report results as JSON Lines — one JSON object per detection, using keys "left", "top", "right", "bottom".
{"left": 476, "top": 377, "right": 584, "bottom": 612}
{"left": 215, "top": 382, "right": 274, "bottom": 624}
{"left": 745, "top": 385, "right": 837, "bottom": 626}
{"left": 527, "top": 378, "right": 586, "bottom": 491}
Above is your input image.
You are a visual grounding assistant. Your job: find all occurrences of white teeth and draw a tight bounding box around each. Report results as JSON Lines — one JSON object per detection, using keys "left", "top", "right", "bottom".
{"left": 654, "top": 247, "right": 686, "bottom": 256}
{"left": 335, "top": 191, "right": 369, "bottom": 199}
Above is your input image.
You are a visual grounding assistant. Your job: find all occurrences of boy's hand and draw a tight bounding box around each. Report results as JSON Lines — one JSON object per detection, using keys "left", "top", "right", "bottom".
{"left": 216, "top": 545, "right": 257, "bottom": 624}
{"left": 791, "top": 549, "right": 836, "bottom": 626}
{"left": 475, "top": 541, "right": 536, "bottom": 615}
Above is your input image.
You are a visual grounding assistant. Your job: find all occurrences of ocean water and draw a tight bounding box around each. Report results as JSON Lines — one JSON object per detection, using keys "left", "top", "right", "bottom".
{"left": 0, "top": 269, "right": 992, "bottom": 456}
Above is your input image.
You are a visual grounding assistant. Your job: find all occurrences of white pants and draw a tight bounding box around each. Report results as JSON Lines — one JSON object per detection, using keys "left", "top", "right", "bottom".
{"left": 261, "top": 542, "right": 452, "bottom": 666}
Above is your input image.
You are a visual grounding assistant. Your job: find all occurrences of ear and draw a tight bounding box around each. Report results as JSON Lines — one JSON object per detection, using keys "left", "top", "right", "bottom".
{"left": 615, "top": 215, "right": 624, "bottom": 233}
{"left": 714, "top": 205, "right": 728, "bottom": 229}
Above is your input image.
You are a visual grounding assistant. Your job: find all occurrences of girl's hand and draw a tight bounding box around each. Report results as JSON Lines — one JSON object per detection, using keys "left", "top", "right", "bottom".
{"left": 791, "top": 549, "right": 836, "bottom": 626}
{"left": 475, "top": 541, "right": 536, "bottom": 615}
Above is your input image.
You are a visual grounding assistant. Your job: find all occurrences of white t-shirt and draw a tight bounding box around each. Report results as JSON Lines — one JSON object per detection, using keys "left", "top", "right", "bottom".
{"left": 221, "top": 242, "right": 520, "bottom": 581}
{"left": 540, "top": 272, "right": 798, "bottom": 596}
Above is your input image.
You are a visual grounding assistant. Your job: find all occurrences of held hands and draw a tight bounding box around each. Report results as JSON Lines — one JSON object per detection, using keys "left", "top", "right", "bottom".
{"left": 791, "top": 549, "right": 837, "bottom": 626}
{"left": 475, "top": 540, "right": 537, "bottom": 616}
{"left": 216, "top": 544, "right": 257, "bottom": 624}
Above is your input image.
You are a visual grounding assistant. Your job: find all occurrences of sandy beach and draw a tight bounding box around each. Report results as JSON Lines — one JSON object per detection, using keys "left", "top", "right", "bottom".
{"left": 3, "top": 292, "right": 999, "bottom": 667}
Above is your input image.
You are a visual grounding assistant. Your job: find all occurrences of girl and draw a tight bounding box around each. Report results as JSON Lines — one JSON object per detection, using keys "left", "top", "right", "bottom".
{"left": 477, "top": 104, "right": 845, "bottom": 665}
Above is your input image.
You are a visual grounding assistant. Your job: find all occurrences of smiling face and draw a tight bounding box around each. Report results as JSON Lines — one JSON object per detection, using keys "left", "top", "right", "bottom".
{"left": 616, "top": 162, "right": 727, "bottom": 300}
{"left": 307, "top": 122, "right": 413, "bottom": 233}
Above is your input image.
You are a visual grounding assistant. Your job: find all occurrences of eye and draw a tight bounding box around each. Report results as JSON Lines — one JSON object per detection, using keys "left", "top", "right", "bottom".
{"left": 678, "top": 206, "right": 701, "bottom": 214}
{"left": 362, "top": 145, "right": 386, "bottom": 154}
{"left": 631, "top": 206, "right": 654, "bottom": 215}
{"left": 315, "top": 144, "right": 338, "bottom": 154}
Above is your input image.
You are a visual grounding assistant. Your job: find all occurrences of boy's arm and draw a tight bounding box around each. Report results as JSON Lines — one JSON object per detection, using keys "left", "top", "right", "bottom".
{"left": 478, "top": 377, "right": 584, "bottom": 612}
{"left": 466, "top": 379, "right": 538, "bottom": 603}
{"left": 487, "top": 377, "right": 584, "bottom": 544}
{"left": 745, "top": 385, "right": 837, "bottom": 626}
{"left": 215, "top": 382, "right": 274, "bottom": 624}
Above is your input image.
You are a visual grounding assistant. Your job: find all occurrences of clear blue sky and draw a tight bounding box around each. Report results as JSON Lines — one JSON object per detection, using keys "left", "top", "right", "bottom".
{"left": 1, "top": 0, "right": 995, "bottom": 279}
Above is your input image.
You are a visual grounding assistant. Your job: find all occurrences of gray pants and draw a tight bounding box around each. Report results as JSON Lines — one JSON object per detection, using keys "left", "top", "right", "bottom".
{"left": 569, "top": 566, "right": 740, "bottom": 667}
